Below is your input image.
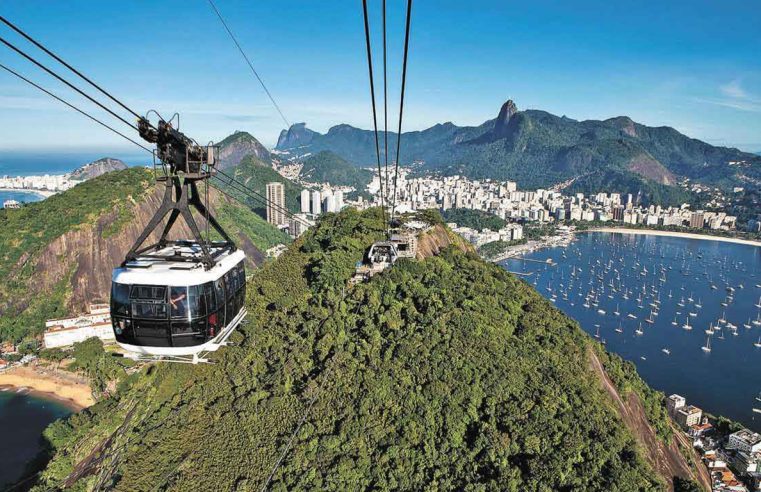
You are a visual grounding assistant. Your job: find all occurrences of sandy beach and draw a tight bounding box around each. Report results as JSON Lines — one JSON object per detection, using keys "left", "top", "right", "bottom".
{"left": 586, "top": 227, "right": 761, "bottom": 247}
{"left": 0, "top": 366, "right": 94, "bottom": 410}
{"left": 0, "top": 187, "right": 55, "bottom": 198}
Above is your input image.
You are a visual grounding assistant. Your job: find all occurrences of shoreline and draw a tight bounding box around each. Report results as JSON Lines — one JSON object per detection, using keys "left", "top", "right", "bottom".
{"left": 0, "top": 366, "right": 94, "bottom": 411}
{"left": 0, "top": 187, "right": 54, "bottom": 198}
{"left": 585, "top": 227, "right": 761, "bottom": 247}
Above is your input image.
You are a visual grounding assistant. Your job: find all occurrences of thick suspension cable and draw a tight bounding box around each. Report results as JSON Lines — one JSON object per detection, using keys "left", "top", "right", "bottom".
{"left": 0, "top": 15, "right": 144, "bottom": 122}
{"left": 391, "top": 0, "right": 413, "bottom": 223}
{"left": 0, "top": 36, "right": 139, "bottom": 132}
{"left": 213, "top": 169, "right": 311, "bottom": 226}
{"left": 207, "top": 0, "right": 290, "bottom": 129}
{"left": 382, "top": 0, "right": 389, "bottom": 206}
{"left": 0, "top": 63, "right": 151, "bottom": 153}
{"left": 361, "top": 0, "right": 387, "bottom": 232}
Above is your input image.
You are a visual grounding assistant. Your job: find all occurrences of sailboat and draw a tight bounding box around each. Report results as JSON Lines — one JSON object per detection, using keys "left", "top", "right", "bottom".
{"left": 695, "top": 298, "right": 702, "bottom": 309}
{"left": 671, "top": 315, "right": 678, "bottom": 326}
{"left": 756, "top": 296, "right": 761, "bottom": 309}
{"left": 635, "top": 323, "right": 644, "bottom": 336}
{"left": 682, "top": 317, "right": 692, "bottom": 330}
{"left": 754, "top": 336, "right": 761, "bottom": 349}
{"left": 615, "top": 322, "right": 624, "bottom": 334}
{"left": 614, "top": 304, "right": 620, "bottom": 316}
{"left": 594, "top": 324, "right": 601, "bottom": 339}
{"left": 701, "top": 335, "right": 712, "bottom": 353}
{"left": 645, "top": 311, "right": 655, "bottom": 324}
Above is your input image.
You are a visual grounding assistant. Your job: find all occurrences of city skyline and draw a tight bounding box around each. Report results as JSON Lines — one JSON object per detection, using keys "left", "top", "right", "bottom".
{"left": 0, "top": 1, "right": 759, "bottom": 153}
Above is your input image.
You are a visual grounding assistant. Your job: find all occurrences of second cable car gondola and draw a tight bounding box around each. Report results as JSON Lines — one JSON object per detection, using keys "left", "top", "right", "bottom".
{"left": 110, "top": 115, "right": 246, "bottom": 363}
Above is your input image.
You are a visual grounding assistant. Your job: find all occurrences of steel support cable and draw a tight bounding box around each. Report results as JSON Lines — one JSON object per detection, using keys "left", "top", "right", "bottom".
{"left": 0, "top": 15, "right": 144, "bottom": 122}
{"left": 213, "top": 168, "right": 298, "bottom": 219}
{"left": 206, "top": 0, "right": 290, "bottom": 129}
{"left": 211, "top": 177, "right": 299, "bottom": 224}
{"left": 361, "top": 0, "right": 387, "bottom": 233}
{"left": 0, "top": 63, "right": 152, "bottom": 153}
{"left": 212, "top": 169, "right": 311, "bottom": 226}
{"left": 391, "top": 0, "right": 413, "bottom": 223}
{"left": 382, "top": 0, "right": 389, "bottom": 209}
{"left": 0, "top": 36, "right": 139, "bottom": 132}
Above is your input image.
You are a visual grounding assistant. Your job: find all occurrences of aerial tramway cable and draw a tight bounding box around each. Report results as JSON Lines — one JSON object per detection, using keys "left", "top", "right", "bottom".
{"left": 0, "top": 36, "right": 140, "bottom": 132}
{"left": 0, "top": 15, "right": 145, "bottom": 123}
{"left": 362, "top": 0, "right": 387, "bottom": 232}
{"left": 390, "top": 0, "right": 413, "bottom": 224}
{"left": 206, "top": 0, "right": 291, "bottom": 129}
{"left": 0, "top": 63, "right": 152, "bottom": 153}
{"left": 382, "top": 0, "right": 389, "bottom": 205}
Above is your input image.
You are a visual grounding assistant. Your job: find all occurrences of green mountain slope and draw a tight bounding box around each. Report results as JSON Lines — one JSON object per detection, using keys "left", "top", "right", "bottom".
{"left": 299, "top": 150, "right": 372, "bottom": 191}
{"left": 31, "top": 209, "right": 700, "bottom": 491}
{"left": 0, "top": 167, "right": 285, "bottom": 345}
{"left": 216, "top": 154, "right": 303, "bottom": 215}
{"left": 276, "top": 100, "right": 761, "bottom": 196}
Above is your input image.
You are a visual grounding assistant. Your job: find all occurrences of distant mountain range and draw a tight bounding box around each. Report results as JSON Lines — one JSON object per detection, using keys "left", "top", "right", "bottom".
{"left": 275, "top": 100, "right": 761, "bottom": 199}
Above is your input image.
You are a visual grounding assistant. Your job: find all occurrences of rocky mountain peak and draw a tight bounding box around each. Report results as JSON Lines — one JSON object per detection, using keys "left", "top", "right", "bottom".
{"left": 217, "top": 131, "right": 271, "bottom": 170}
{"left": 69, "top": 157, "right": 128, "bottom": 180}
{"left": 495, "top": 99, "right": 518, "bottom": 131}
{"left": 276, "top": 122, "right": 316, "bottom": 150}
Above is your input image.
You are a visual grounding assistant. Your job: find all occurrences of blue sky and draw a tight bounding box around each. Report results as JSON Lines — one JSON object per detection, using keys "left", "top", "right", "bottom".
{"left": 1, "top": 0, "right": 760, "bottom": 153}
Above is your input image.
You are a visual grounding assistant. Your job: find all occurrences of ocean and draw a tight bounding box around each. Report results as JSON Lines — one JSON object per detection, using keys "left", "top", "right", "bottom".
{"left": 502, "top": 231, "right": 761, "bottom": 431}
{"left": 0, "top": 389, "right": 73, "bottom": 488}
{"left": 0, "top": 150, "right": 150, "bottom": 208}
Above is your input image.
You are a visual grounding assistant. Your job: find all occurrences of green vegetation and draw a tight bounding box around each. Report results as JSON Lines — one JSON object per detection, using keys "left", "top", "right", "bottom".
{"left": 0, "top": 167, "right": 286, "bottom": 345}
{"left": 442, "top": 207, "right": 507, "bottom": 231}
{"left": 566, "top": 169, "right": 696, "bottom": 207}
{"left": 299, "top": 150, "right": 372, "bottom": 192}
{"left": 0, "top": 168, "right": 153, "bottom": 343}
{"left": 67, "top": 338, "right": 133, "bottom": 395}
{"left": 216, "top": 154, "right": 302, "bottom": 215}
{"left": 278, "top": 107, "right": 761, "bottom": 195}
{"left": 478, "top": 238, "right": 527, "bottom": 259}
{"left": 524, "top": 222, "right": 557, "bottom": 240}
{"left": 33, "top": 208, "right": 675, "bottom": 491}
{"left": 214, "top": 201, "right": 291, "bottom": 252}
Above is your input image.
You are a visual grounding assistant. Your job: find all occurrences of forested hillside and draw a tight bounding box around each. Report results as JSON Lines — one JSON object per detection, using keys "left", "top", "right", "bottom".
{"left": 0, "top": 167, "right": 286, "bottom": 345}
{"left": 299, "top": 150, "right": 372, "bottom": 191}
{"left": 30, "top": 208, "right": 702, "bottom": 491}
{"left": 216, "top": 154, "right": 303, "bottom": 215}
{"left": 276, "top": 100, "right": 761, "bottom": 197}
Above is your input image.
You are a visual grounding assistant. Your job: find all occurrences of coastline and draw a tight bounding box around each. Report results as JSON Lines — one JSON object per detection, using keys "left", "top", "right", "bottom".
{"left": 0, "top": 187, "right": 54, "bottom": 198}
{"left": 0, "top": 366, "right": 94, "bottom": 411}
{"left": 585, "top": 227, "right": 761, "bottom": 247}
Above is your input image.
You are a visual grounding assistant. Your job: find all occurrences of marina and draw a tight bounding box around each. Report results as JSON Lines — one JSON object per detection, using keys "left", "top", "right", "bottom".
{"left": 503, "top": 231, "right": 761, "bottom": 431}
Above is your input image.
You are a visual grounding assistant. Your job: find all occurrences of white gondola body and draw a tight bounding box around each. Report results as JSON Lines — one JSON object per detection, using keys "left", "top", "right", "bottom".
{"left": 110, "top": 246, "right": 247, "bottom": 360}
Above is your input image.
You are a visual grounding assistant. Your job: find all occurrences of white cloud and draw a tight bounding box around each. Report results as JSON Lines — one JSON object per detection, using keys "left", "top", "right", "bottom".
{"left": 720, "top": 79, "right": 747, "bottom": 99}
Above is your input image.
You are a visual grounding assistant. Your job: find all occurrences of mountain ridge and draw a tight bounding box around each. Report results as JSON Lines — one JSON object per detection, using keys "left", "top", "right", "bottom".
{"left": 275, "top": 100, "right": 761, "bottom": 197}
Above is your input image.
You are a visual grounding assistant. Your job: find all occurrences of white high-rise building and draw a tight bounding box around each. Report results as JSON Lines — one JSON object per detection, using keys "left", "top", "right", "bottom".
{"left": 266, "top": 182, "right": 286, "bottom": 226}
{"left": 311, "top": 190, "right": 321, "bottom": 216}
{"left": 322, "top": 189, "right": 335, "bottom": 213}
{"left": 334, "top": 190, "right": 344, "bottom": 211}
{"left": 300, "top": 189, "right": 311, "bottom": 214}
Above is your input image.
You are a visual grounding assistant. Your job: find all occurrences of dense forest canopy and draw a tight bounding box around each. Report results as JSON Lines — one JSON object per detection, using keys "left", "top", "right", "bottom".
{"left": 31, "top": 208, "right": 689, "bottom": 491}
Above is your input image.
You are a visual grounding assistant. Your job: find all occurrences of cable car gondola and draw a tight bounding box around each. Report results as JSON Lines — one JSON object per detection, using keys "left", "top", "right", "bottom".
{"left": 110, "top": 115, "right": 246, "bottom": 363}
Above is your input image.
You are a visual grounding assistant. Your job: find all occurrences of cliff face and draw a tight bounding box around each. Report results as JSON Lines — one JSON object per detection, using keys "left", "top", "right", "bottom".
{"left": 69, "top": 158, "right": 128, "bottom": 180}
{"left": 33, "top": 185, "right": 265, "bottom": 314}
{"left": 415, "top": 224, "right": 473, "bottom": 260}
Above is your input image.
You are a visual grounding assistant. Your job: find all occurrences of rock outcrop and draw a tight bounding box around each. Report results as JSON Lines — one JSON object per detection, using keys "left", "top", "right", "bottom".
{"left": 217, "top": 131, "right": 271, "bottom": 169}
{"left": 33, "top": 185, "right": 264, "bottom": 315}
{"left": 276, "top": 122, "right": 316, "bottom": 150}
{"left": 69, "top": 158, "right": 128, "bottom": 180}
